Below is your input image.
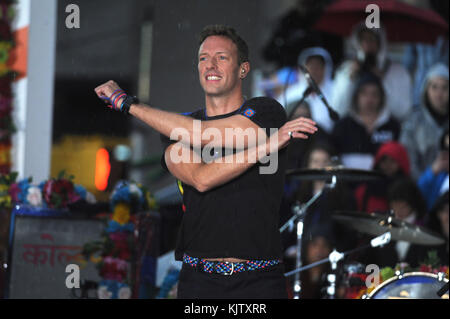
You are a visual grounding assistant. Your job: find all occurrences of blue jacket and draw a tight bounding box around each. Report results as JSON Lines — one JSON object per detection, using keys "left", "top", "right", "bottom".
{"left": 417, "top": 167, "right": 448, "bottom": 212}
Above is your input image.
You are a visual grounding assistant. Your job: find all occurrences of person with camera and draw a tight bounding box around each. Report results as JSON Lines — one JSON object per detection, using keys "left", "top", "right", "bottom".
{"left": 331, "top": 22, "right": 412, "bottom": 122}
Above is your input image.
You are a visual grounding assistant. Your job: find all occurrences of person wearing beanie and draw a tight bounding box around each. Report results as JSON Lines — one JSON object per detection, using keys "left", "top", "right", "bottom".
{"left": 331, "top": 71, "right": 401, "bottom": 170}
{"left": 400, "top": 63, "right": 449, "bottom": 180}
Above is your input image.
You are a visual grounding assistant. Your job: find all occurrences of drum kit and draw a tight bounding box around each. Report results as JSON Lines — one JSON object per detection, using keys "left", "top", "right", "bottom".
{"left": 281, "top": 166, "right": 449, "bottom": 299}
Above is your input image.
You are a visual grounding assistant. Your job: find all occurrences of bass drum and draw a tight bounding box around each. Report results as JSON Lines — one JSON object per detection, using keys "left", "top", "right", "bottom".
{"left": 366, "top": 272, "right": 448, "bottom": 299}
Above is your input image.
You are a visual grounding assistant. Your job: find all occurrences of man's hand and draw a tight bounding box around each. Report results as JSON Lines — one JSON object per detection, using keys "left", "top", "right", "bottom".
{"left": 267, "top": 117, "right": 317, "bottom": 153}
{"left": 94, "top": 80, "right": 127, "bottom": 110}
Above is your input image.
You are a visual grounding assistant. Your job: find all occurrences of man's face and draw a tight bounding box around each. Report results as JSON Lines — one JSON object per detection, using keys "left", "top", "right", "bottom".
{"left": 305, "top": 56, "right": 325, "bottom": 85}
{"left": 378, "top": 155, "right": 400, "bottom": 177}
{"left": 308, "top": 149, "right": 331, "bottom": 170}
{"left": 198, "top": 35, "right": 242, "bottom": 97}
{"left": 357, "top": 83, "right": 382, "bottom": 114}
{"left": 307, "top": 236, "right": 331, "bottom": 263}
{"left": 427, "top": 77, "right": 449, "bottom": 115}
{"left": 390, "top": 200, "right": 413, "bottom": 220}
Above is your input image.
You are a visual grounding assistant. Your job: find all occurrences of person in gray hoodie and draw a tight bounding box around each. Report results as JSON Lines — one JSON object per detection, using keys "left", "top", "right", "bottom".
{"left": 400, "top": 63, "right": 449, "bottom": 180}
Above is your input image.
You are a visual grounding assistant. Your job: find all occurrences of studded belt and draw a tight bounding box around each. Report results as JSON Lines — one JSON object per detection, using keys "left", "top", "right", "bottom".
{"left": 182, "top": 254, "right": 281, "bottom": 275}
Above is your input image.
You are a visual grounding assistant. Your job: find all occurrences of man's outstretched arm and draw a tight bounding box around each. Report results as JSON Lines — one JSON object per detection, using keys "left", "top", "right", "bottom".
{"left": 94, "top": 81, "right": 317, "bottom": 149}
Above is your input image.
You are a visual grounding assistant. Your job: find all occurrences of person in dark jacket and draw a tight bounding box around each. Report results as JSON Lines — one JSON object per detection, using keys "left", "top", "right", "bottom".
{"left": 332, "top": 72, "right": 401, "bottom": 171}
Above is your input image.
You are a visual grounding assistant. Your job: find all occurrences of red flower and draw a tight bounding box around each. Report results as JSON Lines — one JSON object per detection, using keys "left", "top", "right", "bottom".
{"left": 438, "top": 266, "right": 449, "bottom": 273}
{"left": 108, "top": 232, "right": 133, "bottom": 260}
{"left": 419, "top": 265, "right": 432, "bottom": 273}
{"left": 99, "top": 257, "right": 128, "bottom": 281}
{"left": 8, "top": 182, "right": 20, "bottom": 202}
{"left": 43, "top": 178, "right": 79, "bottom": 209}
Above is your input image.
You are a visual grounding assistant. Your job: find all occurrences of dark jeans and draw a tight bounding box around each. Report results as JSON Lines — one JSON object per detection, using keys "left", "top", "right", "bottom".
{"left": 177, "top": 262, "right": 289, "bottom": 299}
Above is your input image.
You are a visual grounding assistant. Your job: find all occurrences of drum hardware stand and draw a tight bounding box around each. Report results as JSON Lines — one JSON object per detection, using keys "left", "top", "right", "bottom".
{"left": 280, "top": 175, "right": 337, "bottom": 299}
{"left": 326, "top": 250, "right": 344, "bottom": 298}
{"left": 382, "top": 209, "right": 396, "bottom": 226}
{"left": 284, "top": 232, "right": 392, "bottom": 299}
{"left": 437, "top": 281, "right": 449, "bottom": 298}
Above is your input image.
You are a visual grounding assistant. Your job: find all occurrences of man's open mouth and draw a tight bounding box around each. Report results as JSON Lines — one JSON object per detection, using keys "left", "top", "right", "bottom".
{"left": 206, "top": 75, "right": 222, "bottom": 81}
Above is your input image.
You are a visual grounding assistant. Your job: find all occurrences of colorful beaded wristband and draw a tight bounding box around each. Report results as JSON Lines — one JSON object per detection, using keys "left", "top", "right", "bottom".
{"left": 113, "top": 93, "right": 127, "bottom": 110}
{"left": 109, "top": 90, "right": 124, "bottom": 105}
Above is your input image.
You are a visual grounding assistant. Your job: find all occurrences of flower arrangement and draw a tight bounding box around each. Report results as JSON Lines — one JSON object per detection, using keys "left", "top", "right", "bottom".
{"left": 109, "top": 180, "right": 157, "bottom": 213}
{"left": 10, "top": 177, "right": 42, "bottom": 207}
{"left": 0, "top": 170, "right": 16, "bottom": 209}
{"left": 82, "top": 180, "right": 157, "bottom": 299}
{"left": 0, "top": 170, "right": 95, "bottom": 212}
{"left": 0, "top": 1, "right": 16, "bottom": 175}
{"left": 39, "top": 171, "right": 81, "bottom": 210}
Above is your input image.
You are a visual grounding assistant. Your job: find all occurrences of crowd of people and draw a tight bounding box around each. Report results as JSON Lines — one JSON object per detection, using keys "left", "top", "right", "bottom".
{"left": 266, "top": 23, "right": 449, "bottom": 298}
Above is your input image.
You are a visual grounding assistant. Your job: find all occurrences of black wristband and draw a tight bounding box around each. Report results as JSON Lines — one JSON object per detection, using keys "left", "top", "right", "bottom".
{"left": 121, "top": 95, "right": 139, "bottom": 114}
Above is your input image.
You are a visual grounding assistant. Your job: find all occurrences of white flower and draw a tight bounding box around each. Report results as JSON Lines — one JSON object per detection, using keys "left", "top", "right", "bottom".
{"left": 26, "top": 186, "right": 42, "bottom": 207}
{"left": 118, "top": 286, "right": 131, "bottom": 299}
{"left": 129, "top": 184, "right": 142, "bottom": 197}
{"left": 97, "top": 286, "right": 112, "bottom": 299}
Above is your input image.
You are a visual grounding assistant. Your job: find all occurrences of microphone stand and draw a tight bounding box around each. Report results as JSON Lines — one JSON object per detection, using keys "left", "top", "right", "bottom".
{"left": 298, "top": 64, "right": 340, "bottom": 121}
{"left": 294, "top": 86, "right": 314, "bottom": 110}
{"left": 280, "top": 175, "right": 337, "bottom": 299}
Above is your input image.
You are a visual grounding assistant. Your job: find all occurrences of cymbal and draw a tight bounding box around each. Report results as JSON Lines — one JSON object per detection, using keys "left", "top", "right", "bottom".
{"left": 333, "top": 211, "right": 445, "bottom": 246}
{"left": 286, "top": 166, "right": 385, "bottom": 182}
